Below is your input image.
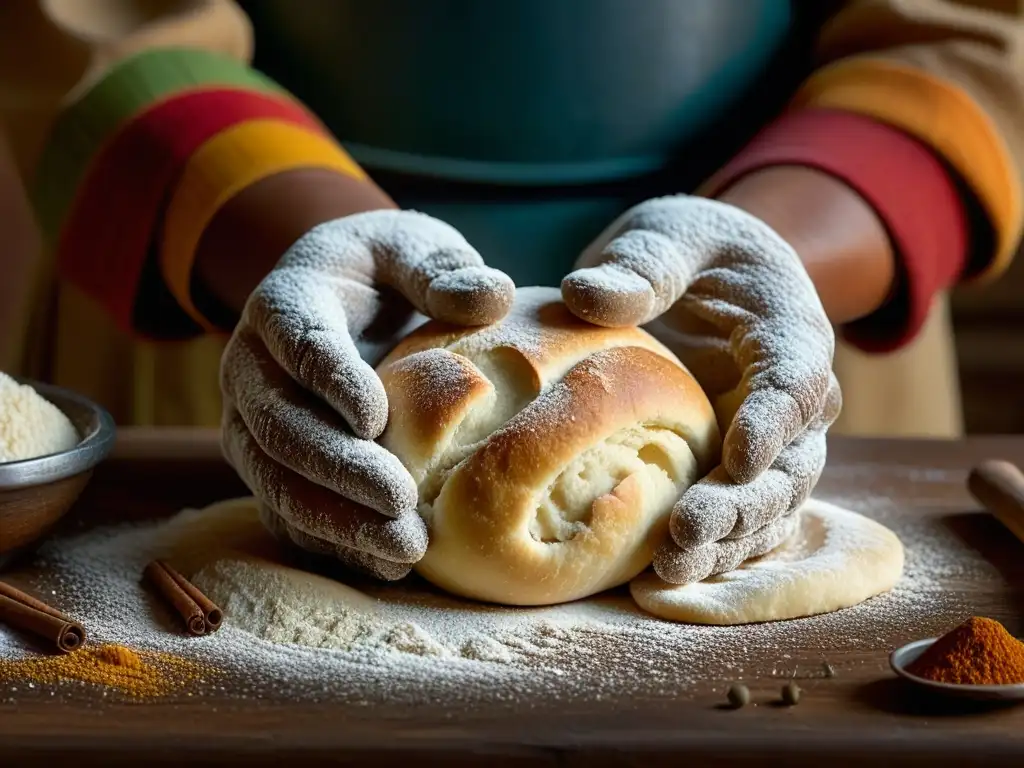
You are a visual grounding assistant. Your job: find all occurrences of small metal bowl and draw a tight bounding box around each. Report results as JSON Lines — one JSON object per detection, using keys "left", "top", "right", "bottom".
{"left": 0, "top": 380, "right": 116, "bottom": 569}
{"left": 890, "top": 638, "right": 1024, "bottom": 702}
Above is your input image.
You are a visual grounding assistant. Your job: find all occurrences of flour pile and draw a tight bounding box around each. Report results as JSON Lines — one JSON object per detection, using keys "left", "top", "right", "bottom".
{"left": 0, "top": 486, "right": 992, "bottom": 708}
{"left": 0, "top": 372, "right": 79, "bottom": 463}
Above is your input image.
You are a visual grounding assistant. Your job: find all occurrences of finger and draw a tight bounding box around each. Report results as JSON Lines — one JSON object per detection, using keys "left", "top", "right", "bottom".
{"left": 749, "top": 375, "right": 839, "bottom": 525}
{"left": 224, "top": 410, "right": 427, "bottom": 562}
{"left": 707, "top": 302, "right": 835, "bottom": 484}
{"left": 326, "top": 542, "right": 415, "bottom": 582}
{"left": 711, "top": 512, "right": 800, "bottom": 576}
{"left": 222, "top": 338, "right": 418, "bottom": 518}
{"left": 747, "top": 428, "right": 827, "bottom": 537}
{"left": 669, "top": 465, "right": 792, "bottom": 548}
{"left": 264, "top": 506, "right": 414, "bottom": 582}
{"left": 671, "top": 410, "right": 831, "bottom": 547}
{"left": 422, "top": 266, "right": 515, "bottom": 327}
{"left": 562, "top": 228, "right": 684, "bottom": 327}
{"left": 665, "top": 202, "right": 834, "bottom": 483}
{"left": 723, "top": 368, "right": 840, "bottom": 485}
{"left": 245, "top": 269, "right": 388, "bottom": 439}
{"left": 373, "top": 211, "right": 514, "bottom": 325}
{"left": 723, "top": 372, "right": 829, "bottom": 484}
{"left": 654, "top": 512, "right": 800, "bottom": 585}
{"left": 565, "top": 196, "right": 750, "bottom": 328}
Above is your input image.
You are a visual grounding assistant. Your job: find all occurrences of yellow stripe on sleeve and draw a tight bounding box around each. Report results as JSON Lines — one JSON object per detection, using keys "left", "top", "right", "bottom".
{"left": 160, "top": 119, "right": 366, "bottom": 329}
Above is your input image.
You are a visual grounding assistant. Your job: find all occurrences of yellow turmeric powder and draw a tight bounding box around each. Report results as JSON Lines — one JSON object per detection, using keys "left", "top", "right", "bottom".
{"left": 95, "top": 644, "right": 143, "bottom": 669}
{"left": 0, "top": 643, "right": 216, "bottom": 698}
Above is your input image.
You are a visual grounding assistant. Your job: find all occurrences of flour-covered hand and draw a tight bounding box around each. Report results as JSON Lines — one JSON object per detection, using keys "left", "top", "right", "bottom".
{"left": 221, "top": 210, "right": 514, "bottom": 580}
{"left": 562, "top": 196, "right": 840, "bottom": 584}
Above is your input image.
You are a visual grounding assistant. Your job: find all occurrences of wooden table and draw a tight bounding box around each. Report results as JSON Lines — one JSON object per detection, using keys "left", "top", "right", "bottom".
{"left": 2, "top": 429, "right": 1024, "bottom": 767}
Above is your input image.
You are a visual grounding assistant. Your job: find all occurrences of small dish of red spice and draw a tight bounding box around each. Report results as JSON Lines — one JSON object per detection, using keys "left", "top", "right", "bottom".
{"left": 890, "top": 617, "right": 1024, "bottom": 701}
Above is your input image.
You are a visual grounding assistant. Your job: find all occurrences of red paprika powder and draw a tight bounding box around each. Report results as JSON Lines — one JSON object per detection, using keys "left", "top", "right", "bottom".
{"left": 907, "top": 617, "right": 1024, "bottom": 685}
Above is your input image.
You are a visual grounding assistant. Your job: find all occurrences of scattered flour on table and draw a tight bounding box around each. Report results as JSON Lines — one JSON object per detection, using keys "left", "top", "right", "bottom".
{"left": 0, "top": 491, "right": 996, "bottom": 707}
{"left": 0, "top": 372, "right": 79, "bottom": 462}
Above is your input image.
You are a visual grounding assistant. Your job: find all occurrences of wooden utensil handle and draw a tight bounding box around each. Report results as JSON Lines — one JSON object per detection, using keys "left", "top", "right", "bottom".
{"left": 968, "top": 460, "right": 1024, "bottom": 546}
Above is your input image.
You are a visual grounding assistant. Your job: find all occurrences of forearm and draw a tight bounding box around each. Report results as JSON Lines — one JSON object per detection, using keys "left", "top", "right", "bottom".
{"left": 192, "top": 168, "right": 396, "bottom": 324}
{"left": 716, "top": 166, "right": 894, "bottom": 326}
{"left": 702, "top": 104, "right": 972, "bottom": 353}
{"left": 23, "top": 38, "right": 385, "bottom": 339}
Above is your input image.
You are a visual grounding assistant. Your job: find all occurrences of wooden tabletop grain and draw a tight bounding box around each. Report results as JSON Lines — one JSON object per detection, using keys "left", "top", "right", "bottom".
{"left": 2, "top": 429, "right": 1024, "bottom": 767}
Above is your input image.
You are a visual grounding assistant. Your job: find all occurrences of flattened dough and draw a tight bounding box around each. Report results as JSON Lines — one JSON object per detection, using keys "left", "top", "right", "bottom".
{"left": 630, "top": 499, "right": 904, "bottom": 625}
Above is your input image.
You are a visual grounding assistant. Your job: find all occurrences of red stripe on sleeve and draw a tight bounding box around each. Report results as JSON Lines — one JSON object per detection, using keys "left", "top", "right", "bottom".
{"left": 709, "top": 108, "right": 968, "bottom": 354}
{"left": 58, "top": 87, "right": 323, "bottom": 336}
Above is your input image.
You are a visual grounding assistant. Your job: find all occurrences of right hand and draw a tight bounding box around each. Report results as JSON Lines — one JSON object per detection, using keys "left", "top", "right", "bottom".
{"left": 220, "top": 210, "right": 514, "bottom": 580}
{"left": 560, "top": 195, "right": 840, "bottom": 585}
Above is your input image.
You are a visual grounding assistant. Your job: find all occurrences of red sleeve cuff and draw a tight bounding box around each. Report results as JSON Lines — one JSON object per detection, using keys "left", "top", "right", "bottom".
{"left": 709, "top": 108, "right": 969, "bottom": 354}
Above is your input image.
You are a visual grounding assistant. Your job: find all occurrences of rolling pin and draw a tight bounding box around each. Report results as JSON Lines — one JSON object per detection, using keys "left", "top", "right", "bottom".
{"left": 968, "top": 460, "right": 1024, "bottom": 545}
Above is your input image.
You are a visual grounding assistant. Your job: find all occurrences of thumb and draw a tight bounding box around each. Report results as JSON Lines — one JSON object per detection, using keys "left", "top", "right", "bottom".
{"left": 562, "top": 225, "right": 692, "bottom": 328}
{"left": 369, "top": 210, "right": 515, "bottom": 326}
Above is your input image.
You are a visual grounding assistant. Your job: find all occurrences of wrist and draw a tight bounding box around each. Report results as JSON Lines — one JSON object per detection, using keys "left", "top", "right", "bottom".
{"left": 192, "top": 168, "right": 396, "bottom": 326}
{"left": 715, "top": 166, "right": 895, "bottom": 325}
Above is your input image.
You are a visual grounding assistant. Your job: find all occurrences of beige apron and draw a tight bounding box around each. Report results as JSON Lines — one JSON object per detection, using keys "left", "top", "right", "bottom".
{"left": 833, "top": 294, "right": 962, "bottom": 438}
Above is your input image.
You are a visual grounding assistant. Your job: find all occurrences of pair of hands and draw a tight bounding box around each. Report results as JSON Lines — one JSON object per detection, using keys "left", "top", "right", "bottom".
{"left": 220, "top": 196, "right": 841, "bottom": 585}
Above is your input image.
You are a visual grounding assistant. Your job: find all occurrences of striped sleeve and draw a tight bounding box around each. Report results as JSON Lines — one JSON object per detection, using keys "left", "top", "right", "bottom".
{"left": 796, "top": 0, "right": 1024, "bottom": 284}
{"left": 703, "top": 107, "right": 969, "bottom": 353}
{"left": 704, "top": 0, "right": 1024, "bottom": 353}
{"left": 33, "top": 47, "right": 375, "bottom": 338}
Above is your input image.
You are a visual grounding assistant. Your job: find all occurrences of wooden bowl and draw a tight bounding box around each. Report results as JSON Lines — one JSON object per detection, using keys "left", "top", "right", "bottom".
{"left": 0, "top": 380, "right": 116, "bottom": 570}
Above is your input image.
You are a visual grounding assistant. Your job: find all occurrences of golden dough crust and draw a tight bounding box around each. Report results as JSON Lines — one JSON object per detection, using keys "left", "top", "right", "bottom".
{"left": 378, "top": 287, "right": 721, "bottom": 605}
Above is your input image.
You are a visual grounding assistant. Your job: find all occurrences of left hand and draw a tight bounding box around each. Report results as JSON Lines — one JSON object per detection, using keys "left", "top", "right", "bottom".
{"left": 562, "top": 195, "right": 841, "bottom": 584}
{"left": 220, "top": 211, "right": 513, "bottom": 581}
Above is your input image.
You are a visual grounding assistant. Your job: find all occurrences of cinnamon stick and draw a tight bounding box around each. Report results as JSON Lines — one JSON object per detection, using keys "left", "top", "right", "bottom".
{"left": 158, "top": 560, "right": 222, "bottom": 632}
{"left": 144, "top": 561, "right": 206, "bottom": 636}
{"left": 0, "top": 580, "right": 86, "bottom": 653}
{"left": 144, "top": 560, "right": 222, "bottom": 635}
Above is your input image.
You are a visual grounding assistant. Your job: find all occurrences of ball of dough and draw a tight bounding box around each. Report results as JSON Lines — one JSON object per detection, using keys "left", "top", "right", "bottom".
{"left": 377, "top": 286, "right": 721, "bottom": 606}
{"left": 630, "top": 499, "right": 905, "bottom": 624}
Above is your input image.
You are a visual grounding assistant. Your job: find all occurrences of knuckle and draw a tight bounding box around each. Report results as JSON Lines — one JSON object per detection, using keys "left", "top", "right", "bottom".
{"left": 291, "top": 329, "right": 326, "bottom": 387}
{"left": 248, "top": 269, "right": 302, "bottom": 324}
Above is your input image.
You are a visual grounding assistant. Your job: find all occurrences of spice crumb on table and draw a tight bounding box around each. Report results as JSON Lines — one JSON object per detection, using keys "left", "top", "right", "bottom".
{"left": 726, "top": 683, "right": 750, "bottom": 708}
